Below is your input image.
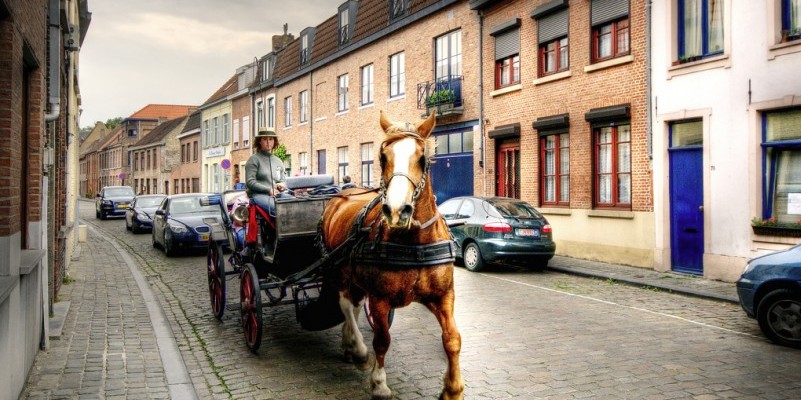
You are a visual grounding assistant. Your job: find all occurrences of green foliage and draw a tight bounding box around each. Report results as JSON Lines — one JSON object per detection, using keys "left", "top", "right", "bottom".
{"left": 273, "top": 143, "right": 288, "bottom": 162}
{"left": 751, "top": 217, "right": 801, "bottom": 228}
{"left": 426, "top": 89, "right": 456, "bottom": 107}
{"left": 105, "top": 117, "right": 123, "bottom": 129}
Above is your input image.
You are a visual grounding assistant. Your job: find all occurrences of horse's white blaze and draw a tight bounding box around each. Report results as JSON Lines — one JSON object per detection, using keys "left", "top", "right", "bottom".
{"left": 339, "top": 292, "right": 367, "bottom": 359}
{"left": 385, "top": 138, "right": 417, "bottom": 211}
{"left": 371, "top": 366, "right": 391, "bottom": 397}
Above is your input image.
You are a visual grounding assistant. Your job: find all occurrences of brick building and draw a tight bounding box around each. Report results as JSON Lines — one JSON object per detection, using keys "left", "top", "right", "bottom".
{"left": 471, "top": 0, "right": 653, "bottom": 267}
{"left": 0, "top": 0, "right": 90, "bottom": 398}
{"left": 129, "top": 116, "right": 189, "bottom": 195}
{"left": 172, "top": 110, "right": 202, "bottom": 194}
{"left": 78, "top": 121, "right": 109, "bottom": 197}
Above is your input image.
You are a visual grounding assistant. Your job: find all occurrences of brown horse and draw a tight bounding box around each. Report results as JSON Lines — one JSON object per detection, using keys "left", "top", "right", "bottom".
{"left": 320, "top": 111, "right": 463, "bottom": 399}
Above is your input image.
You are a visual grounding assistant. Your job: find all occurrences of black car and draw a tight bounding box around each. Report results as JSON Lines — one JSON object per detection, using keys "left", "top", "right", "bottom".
{"left": 151, "top": 193, "right": 225, "bottom": 256}
{"left": 736, "top": 244, "right": 801, "bottom": 348}
{"left": 439, "top": 196, "right": 556, "bottom": 272}
{"left": 125, "top": 194, "right": 166, "bottom": 233}
{"left": 95, "top": 186, "right": 135, "bottom": 220}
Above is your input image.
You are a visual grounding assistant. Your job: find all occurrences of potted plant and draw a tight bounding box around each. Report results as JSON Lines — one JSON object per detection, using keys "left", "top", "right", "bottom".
{"left": 426, "top": 89, "right": 456, "bottom": 113}
{"left": 751, "top": 217, "right": 801, "bottom": 237}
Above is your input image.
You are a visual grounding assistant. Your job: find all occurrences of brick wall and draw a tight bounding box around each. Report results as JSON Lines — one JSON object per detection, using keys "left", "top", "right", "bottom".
{"left": 171, "top": 132, "right": 201, "bottom": 193}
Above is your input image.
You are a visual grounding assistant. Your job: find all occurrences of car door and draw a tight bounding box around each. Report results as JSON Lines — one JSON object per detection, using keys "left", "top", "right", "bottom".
{"left": 440, "top": 198, "right": 475, "bottom": 246}
{"left": 153, "top": 198, "right": 168, "bottom": 244}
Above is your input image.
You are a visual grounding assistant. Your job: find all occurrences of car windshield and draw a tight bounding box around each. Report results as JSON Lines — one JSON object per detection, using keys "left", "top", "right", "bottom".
{"left": 105, "top": 187, "right": 134, "bottom": 197}
{"left": 169, "top": 197, "right": 218, "bottom": 215}
{"left": 137, "top": 197, "right": 165, "bottom": 207}
{"left": 490, "top": 200, "right": 542, "bottom": 218}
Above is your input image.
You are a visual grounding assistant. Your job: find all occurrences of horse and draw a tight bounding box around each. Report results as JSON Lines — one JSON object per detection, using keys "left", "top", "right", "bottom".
{"left": 319, "top": 111, "right": 464, "bottom": 399}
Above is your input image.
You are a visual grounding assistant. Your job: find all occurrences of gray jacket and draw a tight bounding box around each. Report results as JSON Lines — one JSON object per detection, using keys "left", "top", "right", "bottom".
{"left": 245, "top": 151, "right": 286, "bottom": 197}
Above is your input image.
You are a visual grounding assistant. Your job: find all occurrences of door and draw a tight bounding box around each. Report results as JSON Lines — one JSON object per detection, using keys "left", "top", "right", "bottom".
{"left": 497, "top": 141, "right": 520, "bottom": 198}
{"left": 669, "top": 146, "right": 704, "bottom": 274}
{"left": 430, "top": 153, "right": 473, "bottom": 203}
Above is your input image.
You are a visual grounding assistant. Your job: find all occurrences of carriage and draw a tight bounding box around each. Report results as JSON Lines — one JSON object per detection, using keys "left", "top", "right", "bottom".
{"left": 203, "top": 174, "right": 389, "bottom": 351}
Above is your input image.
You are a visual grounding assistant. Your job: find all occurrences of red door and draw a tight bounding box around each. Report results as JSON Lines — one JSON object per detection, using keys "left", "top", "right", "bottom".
{"left": 497, "top": 141, "right": 520, "bottom": 198}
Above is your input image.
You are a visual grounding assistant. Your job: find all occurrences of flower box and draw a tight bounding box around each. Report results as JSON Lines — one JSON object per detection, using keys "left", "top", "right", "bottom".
{"left": 752, "top": 225, "right": 801, "bottom": 237}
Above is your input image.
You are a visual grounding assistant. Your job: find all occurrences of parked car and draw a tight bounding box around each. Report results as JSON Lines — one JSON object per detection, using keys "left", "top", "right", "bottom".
{"left": 439, "top": 196, "right": 555, "bottom": 272}
{"left": 125, "top": 194, "right": 166, "bottom": 233}
{"left": 95, "top": 186, "right": 135, "bottom": 220}
{"left": 151, "top": 193, "right": 225, "bottom": 256}
{"left": 736, "top": 244, "right": 801, "bottom": 348}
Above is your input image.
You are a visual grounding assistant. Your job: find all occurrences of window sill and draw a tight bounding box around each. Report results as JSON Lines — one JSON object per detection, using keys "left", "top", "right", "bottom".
{"left": 387, "top": 95, "right": 406, "bottom": 103}
{"left": 667, "top": 54, "right": 730, "bottom": 79}
{"left": 588, "top": 209, "right": 634, "bottom": 219}
{"left": 335, "top": 110, "right": 350, "bottom": 117}
{"left": 315, "top": 116, "right": 327, "bottom": 122}
{"left": 359, "top": 102, "right": 376, "bottom": 110}
{"left": 538, "top": 207, "right": 571, "bottom": 216}
{"left": 584, "top": 55, "right": 634, "bottom": 73}
{"left": 298, "top": 121, "right": 309, "bottom": 127}
{"left": 490, "top": 84, "right": 522, "bottom": 97}
{"left": 768, "top": 39, "right": 801, "bottom": 60}
{"left": 282, "top": 126, "right": 293, "bottom": 131}
{"left": 533, "top": 70, "right": 571, "bottom": 86}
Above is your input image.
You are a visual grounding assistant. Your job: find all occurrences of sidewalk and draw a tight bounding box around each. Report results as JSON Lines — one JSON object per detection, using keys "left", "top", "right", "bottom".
{"left": 20, "top": 222, "right": 196, "bottom": 399}
{"left": 548, "top": 255, "right": 740, "bottom": 304}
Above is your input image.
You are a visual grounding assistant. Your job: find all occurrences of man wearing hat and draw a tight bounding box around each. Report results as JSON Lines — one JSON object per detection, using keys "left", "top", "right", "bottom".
{"left": 245, "top": 127, "right": 289, "bottom": 217}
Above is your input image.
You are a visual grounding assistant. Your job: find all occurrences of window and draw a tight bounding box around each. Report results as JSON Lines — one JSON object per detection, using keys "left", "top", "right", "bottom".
{"left": 761, "top": 108, "right": 801, "bottom": 224}
{"left": 285, "top": 96, "right": 293, "bottom": 127}
{"left": 203, "top": 120, "right": 210, "bottom": 146}
{"left": 361, "top": 142, "right": 374, "bottom": 187}
{"left": 389, "top": 52, "right": 405, "bottom": 97}
{"left": 339, "top": 8, "right": 349, "bottom": 45}
{"left": 782, "top": 0, "right": 801, "bottom": 42}
{"left": 267, "top": 98, "right": 275, "bottom": 129}
{"left": 491, "top": 21, "right": 520, "bottom": 89}
{"left": 390, "top": 0, "right": 407, "bottom": 20}
{"left": 213, "top": 116, "right": 220, "bottom": 144}
{"left": 242, "top": 116, "right": 250, "bottom": 148}
{"left": 256, "top": 100, "right": 264, "bottom": 129}
{"left": 594, "top": 124, "right": 631, "bottom": 208}
{"left": 299, "top": 91, "right": 308, "bottom": 123}
{"left": 338, "top": 146, "right": 349, "bottom": 183}
{"left": 678, "top": 0, "right": 724, "bottom": 59}
{"left": 193, "top": 141, "right": 198, "bottom": 161}
{"left": 181, "top": 144, "right": 186, "bottom": 163}
{"left": 262, "top": 57, "right": 273, "bottom": 81}
{"left": 540, "top": 133, "right": 570, "bottom": 206}
{"left": 185, "top": 142, "right": 191, "bottom": 163}
{"left": 318, "top": 149, "right": 327, "bottom": 174}
{"left": 534, "top": 5, "right": 569, "bottom": 76}
{"left": 590, "top": 0, "right": 630, "bottom": 62}
{"left": 435, "top": 30, "right": 462, "bottom": 82}
{"left": 233, "top": 118, "right": 240, "bottom": 149}
{"left": 361, "top": 64, "right": 374, "bottom": 106}
{"left": 434, "top": 130, "right": 474, "bottom": 155}
{"left": 128, "top": 129, "right": 137, "bottom": 137}
{"left": 299, "top": 152, "right": 308, "bottom": 176}
{"left": 338, "top": 74, "right": 349, "bottom": 112}
{"left": 223, "top": 114, "right": 230, "bottom": 143}
{"left": 301, "top": 34, "right": 309, "bottom": 64}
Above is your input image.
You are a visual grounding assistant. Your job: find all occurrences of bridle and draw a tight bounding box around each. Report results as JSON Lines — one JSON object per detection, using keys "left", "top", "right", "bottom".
{"left": 378, "top": 124, "right": 431, "bottom": 206}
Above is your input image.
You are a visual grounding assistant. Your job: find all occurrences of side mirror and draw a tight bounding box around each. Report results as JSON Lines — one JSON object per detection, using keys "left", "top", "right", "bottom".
{"left": 155, "top": 209, "right": 165, "bottom": 216}
{"left": 96, "top": 193, "right": 101, "bottom": 198}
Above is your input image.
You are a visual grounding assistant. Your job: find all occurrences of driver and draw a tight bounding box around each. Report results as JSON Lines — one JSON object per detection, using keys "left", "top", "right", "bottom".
{"left": 245, "top": 128, "right": 290, "bottom": 217}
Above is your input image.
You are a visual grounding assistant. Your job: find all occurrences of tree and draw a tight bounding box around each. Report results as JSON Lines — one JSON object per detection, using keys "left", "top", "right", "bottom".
{"left": 105, "top": 117, "right": 123, "bottom": 129}
{"left": 273, "top": 143, "right": 288, "bottom": 162}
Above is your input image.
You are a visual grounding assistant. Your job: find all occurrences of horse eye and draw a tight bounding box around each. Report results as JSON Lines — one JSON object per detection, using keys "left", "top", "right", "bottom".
{"left": 418, "top": 156, "right": 426, "bottom": 168}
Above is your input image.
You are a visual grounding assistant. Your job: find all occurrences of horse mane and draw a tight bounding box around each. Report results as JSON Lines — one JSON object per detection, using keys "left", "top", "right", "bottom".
{"left": 383, "top": 121, "right": 436, "bottom": 159}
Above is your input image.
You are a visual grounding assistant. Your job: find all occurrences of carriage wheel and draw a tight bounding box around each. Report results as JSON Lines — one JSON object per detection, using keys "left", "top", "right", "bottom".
{"left": 363, "top": 296, "right": 395, "bottom": 330}
{"left": 240, "top": 263, "right": 263, "bottom": 352}
{"left": 207, "top": 241, "right": 226, "bottom": 320}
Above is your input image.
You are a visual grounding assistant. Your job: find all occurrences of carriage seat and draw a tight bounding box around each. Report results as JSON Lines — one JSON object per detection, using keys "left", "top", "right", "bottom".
{"left": 285, "top": 174, "right": 336, "bottom": 196}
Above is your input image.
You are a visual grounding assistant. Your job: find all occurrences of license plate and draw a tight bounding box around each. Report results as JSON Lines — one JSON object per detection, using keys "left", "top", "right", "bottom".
{"left": 199, "top": 234, "right": 210, "bottom": 241}
{"left": 118, "top": 204, "right": 129, "bottom": 209}
{"left": 517, "top": 228, "right": 539, "bottom": 237}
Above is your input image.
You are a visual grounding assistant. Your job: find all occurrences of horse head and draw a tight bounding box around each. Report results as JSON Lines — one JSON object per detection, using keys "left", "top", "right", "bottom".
{"left": 378, "top": 111, "right": 437, "bottom": 230}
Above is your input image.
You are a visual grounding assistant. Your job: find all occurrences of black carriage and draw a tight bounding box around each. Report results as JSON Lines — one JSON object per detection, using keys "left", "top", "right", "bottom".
{"left": 203, "top": 175, "right": 388, "bottom": 351}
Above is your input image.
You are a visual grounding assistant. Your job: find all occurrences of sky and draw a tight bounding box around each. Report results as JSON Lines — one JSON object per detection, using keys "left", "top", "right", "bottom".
{"left": 79, "top": 0, "right": 342, "bottom": 128}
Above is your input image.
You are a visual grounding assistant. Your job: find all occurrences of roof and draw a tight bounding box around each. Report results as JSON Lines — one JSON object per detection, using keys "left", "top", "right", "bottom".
{"left": 180, "top": 110, "right": 202, "bottom": 135}
{"left": 132, "top": 116, "right": 188, "bottom": 148}
{"left": 127, "top": 104, "right": 196, "bottom": 120}
{"left": 201, "top": 74, "right": 238, "bottom": 107}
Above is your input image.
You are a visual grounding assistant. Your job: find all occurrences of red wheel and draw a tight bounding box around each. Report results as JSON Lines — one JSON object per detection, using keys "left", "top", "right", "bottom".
{"left": 363, "top": 296, "right": 395, "bottom": 330}
{"left": 207, "top": 241, "right": 226, "bottom": 320}
{"left": 240, "top": 263, "right": 263, "bottom": 352}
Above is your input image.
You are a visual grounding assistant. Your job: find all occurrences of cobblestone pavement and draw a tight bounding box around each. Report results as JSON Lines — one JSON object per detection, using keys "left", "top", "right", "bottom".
{"left": 23, "top": 200, "right": 801, "bottom": 399}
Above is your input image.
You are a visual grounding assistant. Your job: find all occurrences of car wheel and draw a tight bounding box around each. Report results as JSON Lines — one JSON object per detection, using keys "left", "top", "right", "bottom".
{"left": 96, "top": 208, "right": 101, "bottom": 219}
{"left": 132, "top": 219, "right": 140, "bottom": 234}
{"left": 163, "top": 231, "right": 175, "bottom": 257}
{"left": 463, "top": 242, "right": 485, "bottom": 272}
{"left": 757, "top": 288, "right": 801, "bottom": 348}
{"left": 99, "top": 210, "right": 106, "bottom": 220}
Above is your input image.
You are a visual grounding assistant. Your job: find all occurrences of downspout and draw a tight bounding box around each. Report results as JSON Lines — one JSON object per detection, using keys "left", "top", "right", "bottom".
{"left": 646, "top": 0, "right": 652, "bottom": 160}
{"left": 477, "top": 9, "right": 486, "bottom": 196}
{"left": 309, "top": 71, "right": 314, "bottom": 175}
{"left": 45, "top": 0, "right": 61, "bottom": 122}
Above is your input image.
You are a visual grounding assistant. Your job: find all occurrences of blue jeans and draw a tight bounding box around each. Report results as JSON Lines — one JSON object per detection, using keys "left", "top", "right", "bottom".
{"left": 250, "top": 192, "right": 294, "bottom": 218}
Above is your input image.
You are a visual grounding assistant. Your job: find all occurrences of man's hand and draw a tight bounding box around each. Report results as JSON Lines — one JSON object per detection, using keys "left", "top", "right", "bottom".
{"left": 275, "top": 182, "right": 287, "bottom": 192}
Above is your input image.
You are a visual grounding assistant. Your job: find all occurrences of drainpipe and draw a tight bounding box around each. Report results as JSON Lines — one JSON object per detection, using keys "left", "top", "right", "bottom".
{"left": 477, "top": 9, "right": 486, "bottom": 196}
{"left": 646, "top": 0, "right": 653, "bottom": 160}
{"left": 309, "top": 71, "right": 314, "bottom": 175}
{"left": 45, "top": 0, "right": 61, "bottom": 122}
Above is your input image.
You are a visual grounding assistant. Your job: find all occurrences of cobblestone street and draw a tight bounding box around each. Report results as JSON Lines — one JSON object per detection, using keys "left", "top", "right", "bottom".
{"left": 21, "top": 201, "right": 801, "bottom": 399}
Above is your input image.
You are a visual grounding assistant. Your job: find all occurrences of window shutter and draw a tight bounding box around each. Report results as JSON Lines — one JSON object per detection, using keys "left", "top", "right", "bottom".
{"left": 538, "top": 9, "right": 568, "bottom": 44}
{"left": 495, "top": 29, "right": 520, "bottom": 60}
{"left": 591, "top": 0, "right": 629, "bottom": 26}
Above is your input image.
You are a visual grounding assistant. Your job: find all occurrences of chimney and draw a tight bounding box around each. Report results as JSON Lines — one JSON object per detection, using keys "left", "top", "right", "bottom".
{"left": 272, "top": 23, "right": 294, "bottom": 51}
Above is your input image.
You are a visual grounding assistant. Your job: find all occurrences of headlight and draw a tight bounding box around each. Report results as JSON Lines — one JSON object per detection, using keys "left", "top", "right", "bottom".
{"left": 137, "top": 212, "right": 151, "bottom": 221}
{"left": 169, "top": 224, "right": 188, "bottom": 233}
{"left": 102, "top": 200, "right": 112, "bottom": 206}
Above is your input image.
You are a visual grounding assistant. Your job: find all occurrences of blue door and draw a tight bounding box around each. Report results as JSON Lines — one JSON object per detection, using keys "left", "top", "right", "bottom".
{"left": 669, "top": 146, "right": 704, "bottom": 275}
{"left": 430, "top": 153, "right": 473, "bottom": 204}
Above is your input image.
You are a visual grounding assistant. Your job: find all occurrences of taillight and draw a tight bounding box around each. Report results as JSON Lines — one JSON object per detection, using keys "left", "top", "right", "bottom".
{"left": 483, "top": 222, "right": 512, "bottom": 233}
{"left": 542, "top": 224, "right": 552, "bottom": 234}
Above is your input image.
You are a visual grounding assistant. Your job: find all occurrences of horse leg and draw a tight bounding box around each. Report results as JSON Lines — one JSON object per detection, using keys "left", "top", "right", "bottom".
{"left": 338, "top": 290, "right": 369, "bottom": 366}
{"left": 425, "top": 289, "right": 464, "bottom": 400}
{"left": 367, "top": 297, "right": 393, "bottom": 400}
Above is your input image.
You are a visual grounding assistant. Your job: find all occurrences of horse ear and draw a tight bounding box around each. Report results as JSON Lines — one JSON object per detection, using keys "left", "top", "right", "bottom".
{"left": 379, "top": 110, "right": 394, "bottom": 132}
{"left": 417, "top": 111, "right": 437, "bottom": 138}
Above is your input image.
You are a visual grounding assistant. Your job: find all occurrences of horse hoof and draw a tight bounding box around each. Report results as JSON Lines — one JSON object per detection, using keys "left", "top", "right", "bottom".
{"left": 354, "top": 353, "right": 373, "bottom": 371}
{"left": 439, "top": 390, "right": 464, "bottom": 400}
{"left": 371, "top": 395, "right": 392, "bottom": 400}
